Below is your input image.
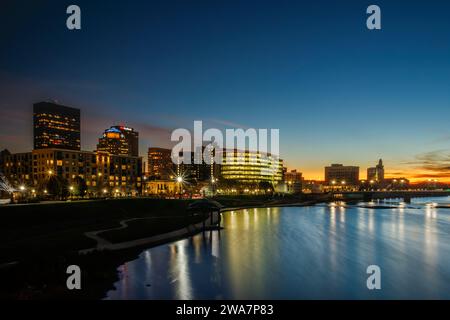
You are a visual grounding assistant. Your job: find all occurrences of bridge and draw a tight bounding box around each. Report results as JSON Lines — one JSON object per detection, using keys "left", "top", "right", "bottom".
{"left": 330, "top": 190, "right": 450, "bottom": 203}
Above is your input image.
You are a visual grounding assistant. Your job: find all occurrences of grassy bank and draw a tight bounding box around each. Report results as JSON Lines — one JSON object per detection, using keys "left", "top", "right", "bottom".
{"left": 0, "top": 198, "right": 210, "bottom": 299}
{"left": 0, "top": 195, "right": 311, "bottom": 299}
{"left": 0, "top": 199, "right": 202, "bottom": 263}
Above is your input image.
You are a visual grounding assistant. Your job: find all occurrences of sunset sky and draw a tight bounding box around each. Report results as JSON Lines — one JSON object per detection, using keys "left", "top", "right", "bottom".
{"left": 1, "top": 0, "right": 450, "bottom": 181}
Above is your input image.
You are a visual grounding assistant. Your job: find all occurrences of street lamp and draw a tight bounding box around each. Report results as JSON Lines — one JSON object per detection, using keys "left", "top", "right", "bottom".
{"left": 19, "top": 185, "right": 25, "bottom": 191}
{"left": 176, "top": 176, "right": 183, "bottom": 198}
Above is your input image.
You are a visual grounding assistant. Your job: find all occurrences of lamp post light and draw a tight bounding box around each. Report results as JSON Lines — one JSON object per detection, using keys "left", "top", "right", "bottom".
{"left": 210, "top": 177, "right": 217, "bottom": 196}
{"left": 331, "top": 180, "right": 336, "bottom": 192}
{"left": 17, "top": 185, "right": 26, "bottom": 201}
{"left": 176, "top": 176, "right": 183, "bottom": 198}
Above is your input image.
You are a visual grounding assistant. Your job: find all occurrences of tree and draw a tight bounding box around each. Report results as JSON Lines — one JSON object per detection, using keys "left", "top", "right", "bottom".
{"left": 73, "top": 176, "right": 88, "bottom": 197}
{"left": 46, "top": 176, "right": 69, "bottom": 200}
{"left": 258, "top": 181, "right": 273, "bottom": 192}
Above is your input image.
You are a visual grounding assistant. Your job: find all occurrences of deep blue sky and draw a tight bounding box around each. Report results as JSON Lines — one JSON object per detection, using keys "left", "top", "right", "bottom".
{"left": 1, "top": 0, "right": 450, "bottom": 180}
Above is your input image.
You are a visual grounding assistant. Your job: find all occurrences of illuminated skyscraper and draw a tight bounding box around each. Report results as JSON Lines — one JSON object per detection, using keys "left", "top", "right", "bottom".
{"left": 97, "top": 126, "right": 139, "bottom": 157}
{"left": 33, "top": 102, "right": 81, "bottom": 150}
{"left": 112, "top": 126, "right": 139, "bottom": 157}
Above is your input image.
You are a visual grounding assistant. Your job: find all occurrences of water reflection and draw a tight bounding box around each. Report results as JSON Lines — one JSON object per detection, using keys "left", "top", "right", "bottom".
{"left": 106, "top": 198, "right": 450, "bottom": 300}
{"left": 169, "top": 244, "right": 192, "bottom": 299}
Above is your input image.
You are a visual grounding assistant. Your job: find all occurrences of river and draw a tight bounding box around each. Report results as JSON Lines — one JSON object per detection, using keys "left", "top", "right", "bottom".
{"left": 106, "top": 197, "right": 450, "bottom": 299}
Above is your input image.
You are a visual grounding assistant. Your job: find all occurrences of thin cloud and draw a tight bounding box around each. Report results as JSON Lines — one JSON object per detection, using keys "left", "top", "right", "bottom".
{"left": 397, "top": 149, "right": 450, "bottom": 180}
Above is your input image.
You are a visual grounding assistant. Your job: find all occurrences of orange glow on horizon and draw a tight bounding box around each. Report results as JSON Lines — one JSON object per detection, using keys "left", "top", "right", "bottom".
{"left": 296, "top": 169, "right": 450, "bottom": 184}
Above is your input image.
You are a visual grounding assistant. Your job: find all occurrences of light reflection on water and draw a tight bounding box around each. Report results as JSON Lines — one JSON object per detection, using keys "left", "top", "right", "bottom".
{"left": 106, "top": 197, "right": 450, "bottom": 300}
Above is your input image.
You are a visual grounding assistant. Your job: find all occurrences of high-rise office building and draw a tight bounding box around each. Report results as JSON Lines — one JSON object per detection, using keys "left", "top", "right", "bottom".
{"left": 97, "top": 126, "right": 139, "bottom": 157}
{"left": 33, "top": 102, "right": 81, "bottom": 150}
{"left": 325, "top": 164, "right": 359, "bottom": 186}
{"left": 367, "top": 159, "right": 385, "bottom": 182}
{"left": 147, "top": 147, "right": 174, "bottom": 180}
{"left": 97, "top": 127, "right": 129, "bottom": 156}
{"left": 112, "top": 126, "right": 139, "bottom": 157}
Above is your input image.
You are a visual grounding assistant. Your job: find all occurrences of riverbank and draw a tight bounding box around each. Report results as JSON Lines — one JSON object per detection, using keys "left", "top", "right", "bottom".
{"left": 0, "top": 195, "right": 310, "bottom": 299}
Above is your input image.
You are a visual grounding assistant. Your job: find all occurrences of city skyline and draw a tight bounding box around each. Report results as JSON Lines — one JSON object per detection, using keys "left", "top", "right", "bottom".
{"left": 0, "top": 99, "right": 438, "bottom": 183}
{"left": 2, "top": 1, "right": 450, "bottom": 181}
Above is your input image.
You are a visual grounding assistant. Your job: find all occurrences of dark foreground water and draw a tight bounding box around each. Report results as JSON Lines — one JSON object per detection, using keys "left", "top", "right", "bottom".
{"left": 106, "top": 197, "right": 450, "bottom": 299}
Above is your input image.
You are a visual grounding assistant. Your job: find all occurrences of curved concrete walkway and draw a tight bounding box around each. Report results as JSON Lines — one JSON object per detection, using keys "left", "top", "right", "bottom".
{"left": 79, "top": 213, "right": 219, "bottom": 254}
